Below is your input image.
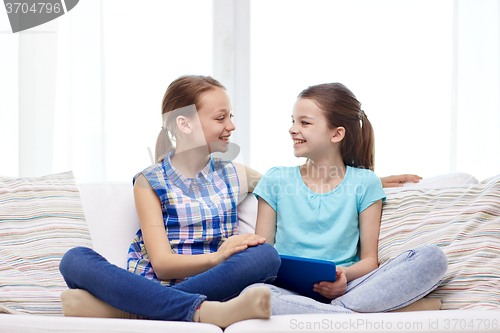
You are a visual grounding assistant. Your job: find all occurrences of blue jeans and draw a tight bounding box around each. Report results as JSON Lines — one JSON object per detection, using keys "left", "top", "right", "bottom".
{"left": 243, "top": 244, "right": 447, "bottom": 315}
{"left": 59, "top": 242, "right": 280, "bottom": 321}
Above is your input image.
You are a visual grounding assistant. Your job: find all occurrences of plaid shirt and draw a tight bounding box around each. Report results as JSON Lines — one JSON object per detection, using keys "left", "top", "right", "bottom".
{"left": 127, "top": 150, "right": 240, "bottom": 286}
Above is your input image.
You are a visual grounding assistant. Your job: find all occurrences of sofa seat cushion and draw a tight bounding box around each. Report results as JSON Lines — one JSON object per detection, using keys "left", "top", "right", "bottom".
{"left": 379, "top": 174, "right": 500, "bottom": 310}
{"left": 0, "top": 171, "right": 92, "bottom": 315}
{"left": 0, "top": 313, "right": 222, "bottom": 333}
{"left": 225, "top": 310, "right": 500, "bottom": 332}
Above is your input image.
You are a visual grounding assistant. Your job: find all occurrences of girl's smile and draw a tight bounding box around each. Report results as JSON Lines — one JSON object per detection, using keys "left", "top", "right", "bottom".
{"left": 289, "top": 98, "right": 339, "bottom": 160}
{"left": 292, "top": 138, "right": 306, "bottom": 147}
{"left": 197, "top": 87, "right": 235, "bottom": 153}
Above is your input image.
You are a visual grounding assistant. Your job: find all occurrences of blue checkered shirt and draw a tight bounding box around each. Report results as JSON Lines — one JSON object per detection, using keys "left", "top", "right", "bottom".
{"left": 127, "top": 150, "right": 240, "bottom": 286}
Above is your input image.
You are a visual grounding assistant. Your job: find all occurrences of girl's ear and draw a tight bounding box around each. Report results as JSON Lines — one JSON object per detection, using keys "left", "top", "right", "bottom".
{"left": 176, "top": 116, "right": 192, "bottom": 135}
{"left": 331, "top": 126, "right": 345, "bottom": 143}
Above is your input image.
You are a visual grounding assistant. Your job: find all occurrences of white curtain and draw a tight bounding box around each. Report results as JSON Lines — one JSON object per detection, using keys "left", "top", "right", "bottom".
{"left": 0, "top": 0, "right": 105, "bottom": 182}
{"left": 1, "top": 0, "right": 499, "bottom": 182}
{"left": 52, "top": 0, "right": 106, "bottom": 182}
{"left": 0, "top": 11, "right": 19, "bottom": 177}
{"left": 454, "top": 0, "right": 500, "bottom": 180}
{"left": 1, "top": 0, "right": 212, "bottom": 182}
{"left": 250, "top": 0, "right": 500, "bottom": 181}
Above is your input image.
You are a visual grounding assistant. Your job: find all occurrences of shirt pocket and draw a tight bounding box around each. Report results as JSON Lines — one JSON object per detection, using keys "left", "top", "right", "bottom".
{"left": 165, "top": 200, "right": 203, "bottom": 227}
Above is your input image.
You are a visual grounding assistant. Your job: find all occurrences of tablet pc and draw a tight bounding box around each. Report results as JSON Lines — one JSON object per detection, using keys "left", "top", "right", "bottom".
{"left": 273, "top": 254, "right": 337, "bottom": 303}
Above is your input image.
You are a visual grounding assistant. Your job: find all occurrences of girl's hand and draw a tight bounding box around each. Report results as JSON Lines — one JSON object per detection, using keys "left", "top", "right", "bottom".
{"left": 380, "top": 174, "right": 422, "bottom": 188}
{"left": 313, "top": 267, "right": 347, "bottom": 300}
{"left": 214, "top": 234, "right": 266, "bottom": 265}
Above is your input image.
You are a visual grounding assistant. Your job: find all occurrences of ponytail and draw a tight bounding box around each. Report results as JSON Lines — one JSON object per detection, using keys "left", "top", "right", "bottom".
{"left": 154, "top": 127, "right": 174, "bottom": 164}
{"left": 359, "top": 111, "right": 375, "bottom": 171}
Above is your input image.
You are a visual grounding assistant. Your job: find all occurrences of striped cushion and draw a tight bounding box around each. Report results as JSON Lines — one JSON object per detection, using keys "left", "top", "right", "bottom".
{"left": 379, "top": 174, "right": 500, "bottom": 310}
{"left": 0, "top": 171, "right": 92, "bottom": 315}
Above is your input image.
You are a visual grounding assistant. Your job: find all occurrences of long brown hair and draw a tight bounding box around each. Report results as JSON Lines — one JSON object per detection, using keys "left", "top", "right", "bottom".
{"left": 155, "top": 75, "right": 226, "bottom": 163}
{"left": 297, "top": 83, "right": 375, "bottom": 170}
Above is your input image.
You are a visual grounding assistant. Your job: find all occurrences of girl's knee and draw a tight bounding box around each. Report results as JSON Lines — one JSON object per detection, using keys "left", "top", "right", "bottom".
{"left": 59, "top": 247, "right": 94, "bottom": 276}
{"left": 416, "top": 244, "right": 448, "bottom": 276}
{"left": 243, "top": 243, "right": 280, "bottom": 281}
{"left": 257, "top": 243, "right": 281, "bottom": 270}
{"left": 431, "top": 246, "right": 448, "bottom": 276}
{"left": 62, "top": 246, "right": 93, "bottom": 261}
{"left": 261, "top": 242, "right": 280, "bottom": 257}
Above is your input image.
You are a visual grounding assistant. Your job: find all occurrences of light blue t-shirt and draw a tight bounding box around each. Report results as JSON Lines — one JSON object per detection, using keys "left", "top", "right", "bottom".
{"left": 253, "top": 165, "right": 386, "bottom": 267}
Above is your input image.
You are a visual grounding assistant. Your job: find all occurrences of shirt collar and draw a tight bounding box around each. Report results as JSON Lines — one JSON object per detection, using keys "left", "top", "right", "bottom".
{"left": 162, "top": 150, "right": 214, "bottom": 193}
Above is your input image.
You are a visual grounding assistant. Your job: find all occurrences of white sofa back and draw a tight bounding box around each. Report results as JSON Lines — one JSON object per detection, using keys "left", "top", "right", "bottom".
{"left": 78, "top": 183, "right": 258, "bottom": 268}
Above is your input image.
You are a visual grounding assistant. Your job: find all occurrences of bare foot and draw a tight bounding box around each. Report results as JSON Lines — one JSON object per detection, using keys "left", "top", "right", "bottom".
{"left": 197, "top": 286, "right": 271, "bottom": 328}
{"left": 390, "top": 297, "right": 441, "bottom": 312}
{"left": 61, "top": 289, "right": 143, "bottom": 319}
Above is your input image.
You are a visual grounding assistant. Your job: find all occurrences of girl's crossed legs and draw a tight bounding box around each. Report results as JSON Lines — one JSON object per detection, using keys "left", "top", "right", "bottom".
{"left": 59, "top": 242, "right": 280, "bottom": 325}
{"left": 243, "top": 244, "right": 448, "bottom": 315}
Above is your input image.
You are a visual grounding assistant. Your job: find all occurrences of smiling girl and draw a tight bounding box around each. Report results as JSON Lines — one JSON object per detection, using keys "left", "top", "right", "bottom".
{"left": 59, "top": 75, "right": 280, "bottom": 328}
{"left": 247, "top": 82, "right": 447, "bottom": 314}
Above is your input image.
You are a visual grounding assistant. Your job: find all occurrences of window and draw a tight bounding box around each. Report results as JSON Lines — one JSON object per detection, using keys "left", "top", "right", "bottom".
{"left": 3, "top": 0, "right": 499, "bottom": 182}
{"left": 250, "top": 0, "right": 453, "bottom": 177}
{"left": 103, "top": 0, "right": 213, "bottom": 181}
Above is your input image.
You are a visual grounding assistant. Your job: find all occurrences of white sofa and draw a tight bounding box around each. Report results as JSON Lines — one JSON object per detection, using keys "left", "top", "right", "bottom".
{"left": 1, "top": 172, "right": 499, "bottom": 332}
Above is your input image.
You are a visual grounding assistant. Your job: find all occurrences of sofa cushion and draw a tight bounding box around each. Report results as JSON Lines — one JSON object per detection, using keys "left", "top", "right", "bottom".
{"left": 225, "top": 310, "right": 500, "bottom": 332}
{"left": 0, "top": 171, "right": 92, "bottom": 315}
{"left": 237, "top": 193, "right": 258, "bottom": 235}
{"left": 379, "top": 174, "right": 500, "bottom": 310}
{"left": 0, "top": 313, "right": 223, "bottom": 333}
{"left": 77, "top": 182, "right": 140, "bottom": 269}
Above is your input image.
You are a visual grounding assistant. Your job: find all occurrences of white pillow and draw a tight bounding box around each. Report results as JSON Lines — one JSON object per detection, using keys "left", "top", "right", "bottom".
{"left": 78, "top": 182, "right": 140, "bottom": 268}
{"left": 237, "top": 194, "right": 258, "bottom": 235}
{"left": 78, "top": 183, "right": 258, "bottom": 266}
{"left": 0, "top": 171, "right": 92, "bottom": 315}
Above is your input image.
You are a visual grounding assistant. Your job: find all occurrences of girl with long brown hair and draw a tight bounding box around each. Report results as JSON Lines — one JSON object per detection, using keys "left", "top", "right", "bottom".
{"left": 250, "top": 82, "right": 447, "bottom": 314}
{"left": 59, "top": 75, "right": 280, "bottom": 328}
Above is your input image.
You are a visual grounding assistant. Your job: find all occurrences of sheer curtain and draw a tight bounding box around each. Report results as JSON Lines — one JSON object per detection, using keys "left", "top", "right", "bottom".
{"left": 54, "top": 0, "right": 213, "bottom": 183}
{"left": 2, "top": 0, "right": 212, "bottom": 182}
{"left": 0, "top": 0, "right": 107, "bottom": 181}
{"left": 0, "top": 9, "right": 19, "bottom": 177}
{"left": 52, "top": 0, "right": 105, "bottom": 182}
{"left": 101, "top": 0, "right": 212, "bottom": 182}
{"left": 454, "top": 0, "right": 500, "bottom": 181}
{"left": 2, "top": 0, "right": 499, "bottom": 182}
{"left": 249, "top": 0, "right": 500, "bottom": 181}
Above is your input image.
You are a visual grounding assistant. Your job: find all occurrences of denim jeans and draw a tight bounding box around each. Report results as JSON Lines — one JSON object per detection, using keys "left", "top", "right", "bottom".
{"left": 243, "top": 244, "right": 448, "bottom": 315}
{"left": 59, "top": 242, "right": 280, "bottom": 321}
